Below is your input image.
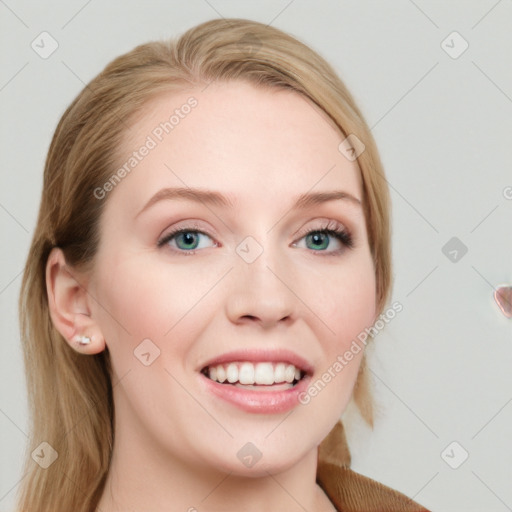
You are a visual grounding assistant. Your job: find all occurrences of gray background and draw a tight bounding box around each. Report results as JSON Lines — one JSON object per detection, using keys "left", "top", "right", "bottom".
{"left": 1, "top": 1, "right": 512, "bottom": 511}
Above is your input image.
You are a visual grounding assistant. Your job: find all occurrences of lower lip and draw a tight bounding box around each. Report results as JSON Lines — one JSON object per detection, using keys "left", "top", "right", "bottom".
{"left": 200, "top": 373, "right": 311, "bottom": 414}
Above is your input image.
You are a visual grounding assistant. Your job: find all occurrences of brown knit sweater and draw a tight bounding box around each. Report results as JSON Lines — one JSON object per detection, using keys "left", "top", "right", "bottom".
{"left": 316, "top": 421, "right": 430, "bottom": 511}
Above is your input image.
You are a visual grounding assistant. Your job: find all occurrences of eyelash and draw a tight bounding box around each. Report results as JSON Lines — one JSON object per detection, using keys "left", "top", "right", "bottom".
{"left": 157, "top": 220, "right": 354, "bottom": 256}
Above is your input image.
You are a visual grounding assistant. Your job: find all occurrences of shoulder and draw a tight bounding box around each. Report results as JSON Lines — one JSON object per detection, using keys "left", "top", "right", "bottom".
{"left": 317, "top": 461, "right": 430, "bottom": 512}
{"left": 317, "top": 420, "right": 430, "bottom": 512}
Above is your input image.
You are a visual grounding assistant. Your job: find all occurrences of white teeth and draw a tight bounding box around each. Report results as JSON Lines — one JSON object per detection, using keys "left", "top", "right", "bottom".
{"left": 226, "top": 363, "right": 238, "bottom": 383}
{"left": 204, "top": 361, "right": 304, "bottom": 385}
{"left": 216, "top": 365, "right": 226, "bottom": 383}
{"left": 254, "top": 362, "right": 274, "bottom": 385}
{"left": 274, "top": 363, "right": 286, "bottom": 383}
{"left": 239, "top": 362, "right": 255, "bottom": 384}
{"left": 284, "top": 364, "right": 295, "bottom": 383}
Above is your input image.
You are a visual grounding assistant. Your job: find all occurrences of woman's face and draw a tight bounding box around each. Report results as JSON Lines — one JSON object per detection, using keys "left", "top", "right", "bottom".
{"left": 87, "top": 80, "right": 376, "bottom": 475}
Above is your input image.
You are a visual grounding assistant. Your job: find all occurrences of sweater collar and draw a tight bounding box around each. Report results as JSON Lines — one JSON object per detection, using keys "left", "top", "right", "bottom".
{"left": 316, "top": 420, "right": 430, "bottom": 512}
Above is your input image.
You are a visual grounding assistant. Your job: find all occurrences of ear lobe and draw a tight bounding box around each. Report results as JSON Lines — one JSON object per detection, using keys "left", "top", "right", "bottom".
{"left": 46, "top": 247, "right": 105, "bottom": 354}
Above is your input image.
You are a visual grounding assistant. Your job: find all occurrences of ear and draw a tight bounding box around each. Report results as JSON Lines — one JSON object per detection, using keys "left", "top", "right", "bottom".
{"left": 46, "top": 247, "right": 106, "bottom": 354}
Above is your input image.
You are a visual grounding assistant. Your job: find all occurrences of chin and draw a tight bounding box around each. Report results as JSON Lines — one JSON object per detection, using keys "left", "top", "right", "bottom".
{"left": 207, "top": 427, "right": 320, "bottom": 477}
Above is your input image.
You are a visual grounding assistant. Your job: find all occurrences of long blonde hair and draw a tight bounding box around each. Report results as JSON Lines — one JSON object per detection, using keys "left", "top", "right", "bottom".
{"left": 17, "top": 18, "right": 392, "bottom": 512}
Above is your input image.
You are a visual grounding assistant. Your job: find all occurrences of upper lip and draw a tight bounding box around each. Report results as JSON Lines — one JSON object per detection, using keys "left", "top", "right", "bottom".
{"left": 199, "top": 348, "right": 314, "bottom": 375}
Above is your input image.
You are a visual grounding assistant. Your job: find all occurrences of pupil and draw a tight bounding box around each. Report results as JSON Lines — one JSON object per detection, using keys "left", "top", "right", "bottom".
{"left": 180, "top": 232, "right": 198, "bottom": 249}
{"left": 309, "top": 232, "right": 328, "bottom": 250}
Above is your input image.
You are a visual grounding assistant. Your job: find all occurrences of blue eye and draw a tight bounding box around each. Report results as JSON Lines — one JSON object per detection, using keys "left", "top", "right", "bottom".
{"left": 157, "top": 229, "right": 216, "bottom": 253}
{"left": 157, "top": 223, "right": 354, "bottom": 255}
{"left": 296, "top": 228, "right": 354, "bottom": 253}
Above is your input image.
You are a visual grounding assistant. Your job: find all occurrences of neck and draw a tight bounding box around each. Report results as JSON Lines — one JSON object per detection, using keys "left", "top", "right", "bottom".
{"left": 96, "top": 407, "right": 335, "bottom": 511}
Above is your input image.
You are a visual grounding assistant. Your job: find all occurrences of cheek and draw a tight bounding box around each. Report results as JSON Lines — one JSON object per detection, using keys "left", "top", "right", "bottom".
{"left": 90, "top": 256, "right": 222, "bottom": 365}
{"left": 95, "top": 269, "right": 166, "bottom": 338}
{"left": 88, "top": 258, "right": 164, "bottom": 371}
{"left": 307, "top": 255, "right": 376, "bottom": 352}
{"left": 301, "top": 256, "right": 375, "bottom": 408}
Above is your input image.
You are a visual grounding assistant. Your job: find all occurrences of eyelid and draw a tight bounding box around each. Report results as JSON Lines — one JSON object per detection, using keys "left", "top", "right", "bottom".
{"left": 291, "top": 219, "right": 354, "bottom": 255}
{"left": 158, "top": 219, "right": 211, "bottom": 237}
{"left": 157, "top": 221, "right": 219, "bottom": 248}
{"left": 293, "top": 219, "right": 349, "bottom": 241}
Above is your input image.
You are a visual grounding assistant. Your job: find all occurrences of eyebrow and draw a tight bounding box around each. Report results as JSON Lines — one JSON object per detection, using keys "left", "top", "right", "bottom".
{"left": 136, "top": 186, "right": 362, "bottom": 218}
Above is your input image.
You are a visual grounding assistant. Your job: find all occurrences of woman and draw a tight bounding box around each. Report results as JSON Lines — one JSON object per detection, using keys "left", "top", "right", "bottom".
{"left": 17, "top": 18, "right": 430, "bottom": 511}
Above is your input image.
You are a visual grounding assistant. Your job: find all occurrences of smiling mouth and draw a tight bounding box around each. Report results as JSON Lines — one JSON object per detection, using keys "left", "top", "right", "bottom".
{"left": 201, "top": 361, "right": 306, "bottom": 389}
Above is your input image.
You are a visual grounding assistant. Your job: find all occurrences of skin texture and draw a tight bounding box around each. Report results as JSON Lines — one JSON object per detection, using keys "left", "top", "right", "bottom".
{"left": 47, "top": 80, "right": 377, "bottom": 511}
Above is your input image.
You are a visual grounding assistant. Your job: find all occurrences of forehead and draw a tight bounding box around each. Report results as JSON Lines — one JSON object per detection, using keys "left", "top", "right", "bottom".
{"left": 113, "top": 80, "right": 363, "bottom": 212}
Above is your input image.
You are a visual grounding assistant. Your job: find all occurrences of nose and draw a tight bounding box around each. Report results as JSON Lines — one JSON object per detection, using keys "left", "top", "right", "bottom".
{"left": 225, "top": 242, "right": 296, "bottom": 329}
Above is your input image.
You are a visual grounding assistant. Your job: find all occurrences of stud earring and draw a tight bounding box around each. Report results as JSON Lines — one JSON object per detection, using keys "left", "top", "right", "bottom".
{"left": 74, "top": 335, "right": 93, "bottom": 346}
